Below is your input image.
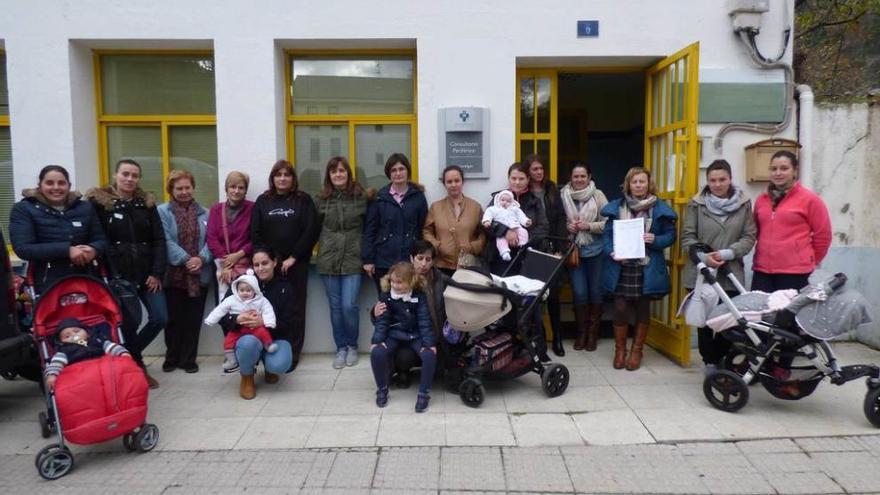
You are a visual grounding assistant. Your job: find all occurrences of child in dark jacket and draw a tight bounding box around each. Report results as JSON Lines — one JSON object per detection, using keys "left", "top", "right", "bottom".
{"left": 370, "top": 261, "right": 436, "bottom": 412}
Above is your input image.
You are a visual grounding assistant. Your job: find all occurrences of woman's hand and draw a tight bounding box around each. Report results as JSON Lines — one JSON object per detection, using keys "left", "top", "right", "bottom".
{"left": 236, "top": 311, "right": 263, "bottom": 329}
{"left": 567, "top": 222, "right": 579, "bottom": 234}
{"left": 219, "top": 268, "right": 234, "bottom": 285}
{"left": 222, "top": 250, "right": 245, "bottom": 269}
{"left": 373, "top": 301, "right": 387, "bottom": 318}
{"left": 363, "top": 264, "right": 375, "bottom": 277}
{"left": 505, "top": 229, "right": 519, "bottom": 247}
{"left": 79, "top": 245, "right": 97, "bottom": 264}
{"left": 281, "top": 257, "right": 296, "bottom": 275}
{"left": 69, "top": 245, "right": 88, "bottom": 265}
{"left": 145, "top": 275, "right": 162, "bottom": 293}
{"left": 185, "top": 256, "right": 203, "bottom": 274}
{"left": 705, "top": 251, "right": 725, "bottom": 268}
{"left": 643, "top": 233, "right": 655, "bottom": 244}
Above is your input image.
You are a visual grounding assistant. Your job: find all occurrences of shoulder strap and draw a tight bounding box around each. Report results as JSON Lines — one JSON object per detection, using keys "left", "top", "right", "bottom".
{"left": 221, "top": 203, "right": 232, "bottom": 254}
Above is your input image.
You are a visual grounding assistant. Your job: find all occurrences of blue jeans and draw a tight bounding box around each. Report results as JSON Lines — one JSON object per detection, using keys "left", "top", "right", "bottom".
{"left": 235, "top": 334, "right": 293, "bottom": 375}
{"left": 568, "top": 254, "right": 603, "bottom": 305}
{"left": 124, "top": 287, "right": 168, "bottom": 363}
{"left": 321, "top": 274, "right": 361, "bottom": 350}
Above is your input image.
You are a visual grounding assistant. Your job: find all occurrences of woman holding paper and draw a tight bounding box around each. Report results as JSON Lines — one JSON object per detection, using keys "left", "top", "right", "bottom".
{"left": 600, "top": 167, "right": 677, "bottom": 371}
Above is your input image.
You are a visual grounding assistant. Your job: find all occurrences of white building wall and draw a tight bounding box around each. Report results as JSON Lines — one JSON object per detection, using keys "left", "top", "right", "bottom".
{"left": 1, "top": 0, "right": 804, "bottom": 354}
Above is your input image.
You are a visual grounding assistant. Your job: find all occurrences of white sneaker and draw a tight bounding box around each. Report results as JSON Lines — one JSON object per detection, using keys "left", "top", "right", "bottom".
{"left": 333, "top": 348, "right": 347, "bottom": 369}
{"left": 501, "top": 251, "right": 512, "bottom": 261}
{"left": 222, "top": 358, "right": 240, "bottom": 374}
{"left": 345, "top": 347, "right": 359, "bottom": 367}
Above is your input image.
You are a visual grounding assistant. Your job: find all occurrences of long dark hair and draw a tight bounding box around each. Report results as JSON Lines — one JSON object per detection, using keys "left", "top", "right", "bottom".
{"left": 266, "top": 160, "right": 299, "bottom": 198}
{"left": 319, "top": 156, "right": 364, "bottom": 199}
{"left": 700, "top": 159, "right": 734, "bottom": 197}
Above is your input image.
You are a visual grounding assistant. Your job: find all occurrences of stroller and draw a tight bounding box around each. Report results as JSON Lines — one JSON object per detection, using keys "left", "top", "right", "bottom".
{"left": 30, "top": 275, "right": 159, "bottom": 480}
{"left": 686, "top": 247, "right": 880, "bottom": 425}
{"left": 442, "top": 236, "right": 574, "bottom": 407}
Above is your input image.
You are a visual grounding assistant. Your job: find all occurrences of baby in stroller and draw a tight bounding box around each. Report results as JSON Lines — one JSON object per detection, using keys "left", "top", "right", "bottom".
{"left": 204, "top": 270, "right": 277, "bottom": 373}
{"left": 370, "top": 261, "right": 436, "bottom": 413}
{"left": 44, "top": 317, "right": 130, "bottom": 391}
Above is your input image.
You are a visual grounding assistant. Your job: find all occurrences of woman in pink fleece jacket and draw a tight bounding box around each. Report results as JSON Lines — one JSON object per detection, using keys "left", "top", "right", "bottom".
{"left": 752, "top": 151, "right": 832, "bottom": 292}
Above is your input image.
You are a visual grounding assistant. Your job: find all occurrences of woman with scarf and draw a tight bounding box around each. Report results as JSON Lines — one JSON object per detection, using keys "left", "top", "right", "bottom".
{"left": 560, "top": 162, "right": 608, "bottom": 353}
{"left": 752, "top": 151, "right": 831, "bottom": 293}
{"left": 680, "top": 160, "right": 756, "bottom": 372}
{"left": 601, "top": 167, "right": 677, "bottom": 371}
{"left": 157, "top": 170, "right": 213, "bottom": 374}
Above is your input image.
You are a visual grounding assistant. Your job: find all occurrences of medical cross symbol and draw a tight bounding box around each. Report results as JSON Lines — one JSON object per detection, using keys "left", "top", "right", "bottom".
{"left": 459, "top": 110, "right": 470, "bottom": 122}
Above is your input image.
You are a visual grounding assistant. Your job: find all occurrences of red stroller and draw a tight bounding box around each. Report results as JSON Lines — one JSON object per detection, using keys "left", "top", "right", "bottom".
{"left": 31, "top": 275, "right": 158, "bottom": 480}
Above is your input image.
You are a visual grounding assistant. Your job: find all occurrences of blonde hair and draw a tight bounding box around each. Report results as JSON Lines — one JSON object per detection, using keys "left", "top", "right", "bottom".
{"left": 380, "top": 261, "right": 424, "bottom": 293}
{"left": 166, "top": 169, "right": 195, "bottom": 195}
{"left": 225, "top": 171, "right": 250, "bottom": 191}
{"left": 621, "top": 167, "right": 656, "bottom": 196}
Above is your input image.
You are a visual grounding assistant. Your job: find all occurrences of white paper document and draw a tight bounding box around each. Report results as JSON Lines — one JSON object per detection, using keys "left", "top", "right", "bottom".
{"left": 613, "top": 218, "right": 646, "bottom": 260}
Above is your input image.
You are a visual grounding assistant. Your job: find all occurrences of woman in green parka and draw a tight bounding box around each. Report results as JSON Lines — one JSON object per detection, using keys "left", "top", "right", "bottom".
{"left": 314, "top": 156, "right": 371, "bottom": 369}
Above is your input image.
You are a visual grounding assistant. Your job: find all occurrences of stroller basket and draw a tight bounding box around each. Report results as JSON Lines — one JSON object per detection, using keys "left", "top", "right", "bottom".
{"left": 471, "top": 331, "right": 515, "bottom": 371}
{"left": 760, "top": 371, "right": 824, "bottom": 400}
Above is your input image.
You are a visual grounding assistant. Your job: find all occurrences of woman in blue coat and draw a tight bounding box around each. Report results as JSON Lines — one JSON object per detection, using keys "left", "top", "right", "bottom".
{"left": 9, "top": 165, "right": 106, "bottom": 292}
{"left": 362, "top": 153, "right": 428, "bottom": 295}
{"left": 601, "top": 167, "right": 677, "bottom": 371}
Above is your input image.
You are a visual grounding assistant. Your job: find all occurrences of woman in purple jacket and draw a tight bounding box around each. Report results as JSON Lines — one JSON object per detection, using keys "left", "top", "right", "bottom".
{"left": 207, "top": 171, "right": 255, "bottom": 297}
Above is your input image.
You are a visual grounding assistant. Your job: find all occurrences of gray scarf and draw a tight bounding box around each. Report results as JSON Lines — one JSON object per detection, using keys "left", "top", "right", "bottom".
{"left": 703, "top": 187, "right": 743, "bottom": 221}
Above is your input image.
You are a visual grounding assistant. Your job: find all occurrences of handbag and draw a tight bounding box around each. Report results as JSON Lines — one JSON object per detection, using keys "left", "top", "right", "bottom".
{"left": 457, "top": 251, "right": 481, "bottom": 269}
{"left": 221, "top": 203, "right": 251, "bottom": 277}
{"left": 565, "top": 245, "right": 580, "bottom": 268}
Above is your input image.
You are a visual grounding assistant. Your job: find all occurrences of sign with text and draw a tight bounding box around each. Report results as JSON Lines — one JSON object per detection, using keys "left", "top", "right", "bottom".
{"left": 439, "top": 107, "right": 490, "bottom": 178}
{"left": 577, "top": 20, "right": 599, "bottom": 37}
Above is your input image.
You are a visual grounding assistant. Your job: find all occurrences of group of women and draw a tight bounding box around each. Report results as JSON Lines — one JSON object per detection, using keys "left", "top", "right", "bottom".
{"left": 8, "top": 148, "right": 831, "bottom": 400}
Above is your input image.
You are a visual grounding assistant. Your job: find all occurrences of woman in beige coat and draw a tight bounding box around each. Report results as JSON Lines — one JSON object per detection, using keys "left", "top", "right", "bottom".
{"left": 680, "top": 159, "right": 756, "bottom": 372}
{"left": 422, "top": 165, "right": 486, "bottom": 275}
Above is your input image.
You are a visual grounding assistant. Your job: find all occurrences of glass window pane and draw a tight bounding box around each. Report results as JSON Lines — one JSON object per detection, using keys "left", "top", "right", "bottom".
{"left": 170, "top": 125, "right": 218, "bottom": 207}
{"left": 519, "top": 77, "right": 534, "bottom": 133}
{"left": 0, "top": 54, "right": 8, "bottom": 115}
{"left": 291, "top": 56, "right": 413, "bottom": 115}
{"left": 294, "top": 124, "right": 349, "bottom": 196}
{"left": 537, "top": 140, "right": 551, "bottom": 170}
{"left": 537, "top": 77, "right": 551, "bottom": 133}
{"left": 354, "top": 125, "right": 411, "bottom": 191}
{"left": 0, "top": 127, "right": 13, "bottom": 240}
{"left": 520, "top": 139, "right": 534, "bottom": 161}
{"left": 101, "top": 55, "right": 216, "bottom": 115}
{"left": 106, "top": 126, "right": 163, "bottom": 199}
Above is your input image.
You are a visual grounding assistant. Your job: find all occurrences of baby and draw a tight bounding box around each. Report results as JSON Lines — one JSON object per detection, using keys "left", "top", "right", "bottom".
{"left": 204, "top": 270, "right": 277, "bottom": 373}
{"left": 482, "top": 190, "right": 532, "bottom": 261}
{"left": 44, "top": 317, "right": 130, "bottom": 391}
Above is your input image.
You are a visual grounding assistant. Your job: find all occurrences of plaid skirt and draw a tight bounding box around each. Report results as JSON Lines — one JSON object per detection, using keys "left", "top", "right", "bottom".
{"left": 613, "top": 263, "right": 644, "bottom": 300}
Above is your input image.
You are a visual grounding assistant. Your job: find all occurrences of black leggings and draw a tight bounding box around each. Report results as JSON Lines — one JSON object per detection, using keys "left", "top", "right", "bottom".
{"left": 613, "top": 296, "right": 651, "bottom": 325}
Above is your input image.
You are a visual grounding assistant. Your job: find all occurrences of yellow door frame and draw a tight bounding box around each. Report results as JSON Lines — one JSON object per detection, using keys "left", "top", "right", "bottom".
{"left": 515, "top": 69, "right": 557, "bottom": 182}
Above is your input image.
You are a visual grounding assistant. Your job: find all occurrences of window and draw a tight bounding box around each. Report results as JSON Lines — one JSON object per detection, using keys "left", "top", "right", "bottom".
{"left": 287, "top": 52, "right": 417, "bottom": 195}
{"left": 96, "top": 53, "right": 218, "bottom": 206}
{"left": 0, "top": 51, "right": 12, "bottom": 240}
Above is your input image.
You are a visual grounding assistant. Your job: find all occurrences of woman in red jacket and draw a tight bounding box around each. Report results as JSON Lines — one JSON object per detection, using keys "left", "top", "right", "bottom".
{"left": 752, "top": 151, "right": 832, "bottom": 292}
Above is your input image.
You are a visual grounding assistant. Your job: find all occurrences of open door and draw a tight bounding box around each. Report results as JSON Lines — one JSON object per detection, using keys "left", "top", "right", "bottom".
{"left": 643, "top": 42, "right": 700, "bottom": 366}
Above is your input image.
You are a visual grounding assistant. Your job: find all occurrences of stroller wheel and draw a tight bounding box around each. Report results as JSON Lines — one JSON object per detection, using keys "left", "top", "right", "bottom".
{"left": 863, "top": 386, "right": 880, "bottom": 428}
{"left": 135, "top": 423, "right": 160, "bottom": 452}
{"left": 122, "top": 432, "right": 136, "bottom": 451}
{"left": 703, "top": 370, "right": 749, "bottom": 413}
{"left": 459, "top": 378, "right": 485, "bottom": 408}
{"left": 35, "top": 444, "right": 74, "bottom": 480}
{"left": 722, "top": 351, "right": 758, "bottom": 385}
{"left": 38, "top": 411, "right": 52, "bottom": 439}
{"left": 541, "top": 364, "right": 570, "bottom": 398}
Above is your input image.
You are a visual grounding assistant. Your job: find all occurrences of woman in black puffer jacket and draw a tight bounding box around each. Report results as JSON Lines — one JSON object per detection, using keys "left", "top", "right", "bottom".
{"left": 10, "top": 165, "right": 106, "bottom": 292}
{"left": 86, "top": 159, "right": 167, "bottom": 388}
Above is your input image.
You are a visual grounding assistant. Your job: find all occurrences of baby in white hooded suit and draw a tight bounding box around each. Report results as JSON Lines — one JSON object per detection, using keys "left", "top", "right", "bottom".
{"left": 482, "top": 190, "right": 532, "bottom": 261}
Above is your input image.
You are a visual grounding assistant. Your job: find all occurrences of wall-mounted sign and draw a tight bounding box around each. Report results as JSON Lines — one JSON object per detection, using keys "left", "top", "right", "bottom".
{"left": 577, "top": 20, "right": 599, "bottom": 38}
{"left": 439, "top": 107, "right": 490, "bottom": 179}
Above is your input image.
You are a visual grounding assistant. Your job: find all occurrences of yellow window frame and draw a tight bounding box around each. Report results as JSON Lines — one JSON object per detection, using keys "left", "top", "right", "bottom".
{"left": 515, "top": 69, "right": 557, "bottom": 182}
{"left": 285, "top": 49, "right": 418, "bottom": 182}
{"left": 93, "top": 50, "right": 217, "bottom": 201}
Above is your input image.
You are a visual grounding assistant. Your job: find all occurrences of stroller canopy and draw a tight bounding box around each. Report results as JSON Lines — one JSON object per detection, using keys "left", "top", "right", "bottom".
{"left": 32, "top": 276, "right": 122, "bottom": 339}
{"left": 444, "top": 269, "right": 513, "bottom": 332}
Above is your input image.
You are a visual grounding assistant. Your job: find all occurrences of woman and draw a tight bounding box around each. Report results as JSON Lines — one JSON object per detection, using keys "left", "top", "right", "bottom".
{"left": 681, "top": 160, "right": 756, "bottom": 371}
{"left": 219, "top": 248, "right": 295, "bottom": 400}
{"left": 485, "top": 162, "right": 552, "bottom": 360}
{"left": 560, "top": 162, "right": 608, "bottom": 352}
{"left": 752, "top": 151, "right": 831, "bottom": 293}
{"left": 86, "top": 159, "right": 167, "bottom": 388}
{"left": 251, "top": 160, "right": 317, "bottom": 370}
{"left": 10, "top": 165, "right": 106, "bottom": 290}
{"left": 601, "top": 167, "right": 677, "bottom": 371}
{"left": 314, "top": 156, "right": 369, "bottom": 369}
{"left": 206, "top": 171, "right": 255, "bottom": 298}
{"left": 157, "top": 170, "right": 213, "bottom": 374}
{"left": 362, "top": 153, "right": 428, "bottom": 294}
{"left": 422, "top": 165, "right": 486, "bottom": 276}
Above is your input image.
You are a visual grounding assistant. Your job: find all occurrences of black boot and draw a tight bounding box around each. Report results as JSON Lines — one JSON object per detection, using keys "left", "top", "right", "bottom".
{"left": 551, "top": 328, "right": 565, "bottom": 357}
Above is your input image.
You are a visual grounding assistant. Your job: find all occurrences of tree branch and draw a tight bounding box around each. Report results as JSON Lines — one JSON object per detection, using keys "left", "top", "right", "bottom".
{"left": 796, "top": 9, "right": 867, "bottom": 39}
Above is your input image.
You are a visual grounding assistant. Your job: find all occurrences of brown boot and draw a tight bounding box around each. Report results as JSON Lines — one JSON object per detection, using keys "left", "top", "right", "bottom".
{"left": 626, "top": 323, "right": 650, "bottom": 371}
{"left": 264, "top": 372, "right": 279, "bottom": 384}
{"left": 585, "top": 304, "right": 603, "bottom": 352}
{"left": 613, "top": 324, "right": 629, "bottom": 369}
{"left": 240, "top": 375, "right": 256, "bottom": 400}
{"left": 573, "top": 304, "right": 589, "bottom": 350}
{"left": 144, "top": 370, "right": 159, "bottom": 389}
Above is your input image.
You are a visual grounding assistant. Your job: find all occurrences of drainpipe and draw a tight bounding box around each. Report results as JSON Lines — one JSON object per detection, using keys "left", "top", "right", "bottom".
{"left": 796, "top": 84, "right": 814, "bottom": 188}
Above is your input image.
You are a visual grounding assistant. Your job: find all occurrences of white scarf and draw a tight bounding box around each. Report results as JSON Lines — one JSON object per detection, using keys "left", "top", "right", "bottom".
{"left": 561, "top": 181, "right": 599, "bottom": 246}
{"left": 390, "top": 289, "right": 418, "bottom": 303}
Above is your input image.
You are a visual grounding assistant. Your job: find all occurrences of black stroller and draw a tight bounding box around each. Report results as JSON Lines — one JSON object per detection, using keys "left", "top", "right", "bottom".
{"left": 687, "top": 247, "right": 880, "bottom": 425}
{"left": 442, "top": 236, "right": 574, "bottom": 407}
